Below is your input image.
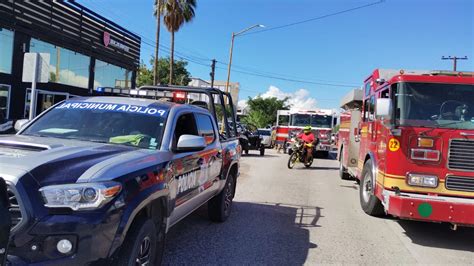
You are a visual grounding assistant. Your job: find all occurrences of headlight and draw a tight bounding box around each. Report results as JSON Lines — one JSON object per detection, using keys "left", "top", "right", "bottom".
{"left": 39, "top": 182, "right": 122, "bottom": 210}
{"left": 407, "top": 174, "right": 438, "bottom": 188}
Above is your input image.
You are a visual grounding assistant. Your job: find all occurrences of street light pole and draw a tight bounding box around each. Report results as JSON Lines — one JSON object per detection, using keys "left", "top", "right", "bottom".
{"left": 224, "top": 32, "right": 236, "bottom": 101}
{"left": 224, "top": 24, "right": 264, "bottom": 98}
{"left": 222, "top": 24, "right": 263, "bottom": 133}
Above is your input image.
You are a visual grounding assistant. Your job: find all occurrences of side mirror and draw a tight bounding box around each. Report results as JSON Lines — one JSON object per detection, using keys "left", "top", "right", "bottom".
{"left": 375, "top": 98, "right": 392, "bottom": 120}
{"left": 14, "top": 119, "right": 29, "bottom": 132}
{"left": 176, "top": 135, "right": 206, "bottom": 152}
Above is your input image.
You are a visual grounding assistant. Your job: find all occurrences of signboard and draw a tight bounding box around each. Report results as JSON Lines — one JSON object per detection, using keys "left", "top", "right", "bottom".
{"left": 22, "top": 53, "right": 50, "bottom": 83}
{"left": 103, "top": 31, "right": 130, "bottom": 52}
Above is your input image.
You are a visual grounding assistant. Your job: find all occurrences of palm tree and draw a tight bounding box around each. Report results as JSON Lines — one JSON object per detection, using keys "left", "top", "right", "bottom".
{"left": 161, "top": 0, "right": 196, "bottom": 85}
{"left": 153, "top": 0, "right": 162, "bottom": 85}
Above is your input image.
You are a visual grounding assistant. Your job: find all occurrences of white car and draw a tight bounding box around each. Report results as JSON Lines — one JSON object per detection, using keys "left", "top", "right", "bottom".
{"left": 257, "top": 128, "right": 272, "bottom": 147}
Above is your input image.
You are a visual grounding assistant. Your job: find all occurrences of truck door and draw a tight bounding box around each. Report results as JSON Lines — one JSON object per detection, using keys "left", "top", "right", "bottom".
{"left": 358, "top": 81, "right": 375, "bottom": 172}
{"left": 168, "top": 112, "right": 219, "bottom": 224}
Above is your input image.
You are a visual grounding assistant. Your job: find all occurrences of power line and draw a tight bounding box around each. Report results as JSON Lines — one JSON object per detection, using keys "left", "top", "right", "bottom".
{"left": 242, "top": 0, "right": 385, "bottom": 36}
{"left": 216, "top": 61, "right": 358, "bottom": 86}
{"left": 215, "top": 66, "right": 357, "bottom": 88}
{"left": 84, "top": 0, "right": 360, "bottom": 87}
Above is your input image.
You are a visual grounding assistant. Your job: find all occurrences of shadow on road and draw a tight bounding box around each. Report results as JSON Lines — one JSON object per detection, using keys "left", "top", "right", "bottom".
{"left": 163, "top": 201, "right": 321, "bottom": 265}
{"left": 242, "top": 154, "right": 279, "bottom": 158}
{"left": 397, "top": 220, "right": 474, "bottom": 252}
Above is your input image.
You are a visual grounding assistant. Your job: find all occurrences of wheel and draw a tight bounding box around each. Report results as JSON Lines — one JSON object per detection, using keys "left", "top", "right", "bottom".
{"left": 287, "top": 153, "right": 298, "bottom": 169}
{"left": 208, "top": 173, "right": 235, "bottom": 222}
{"left": 304, "top": 156, "right": 313, "bottom": 168}
{"left": 260, "top": 146, "right": 265, "bottom": 156}
{"left": 359, "top": 160, "right": 384, "bottom": 216}
{"left": 339, "top": 147, "right": 351, "bottom": 180}
{"left": 117, "top": 218, "right": 163, "bottom": 266}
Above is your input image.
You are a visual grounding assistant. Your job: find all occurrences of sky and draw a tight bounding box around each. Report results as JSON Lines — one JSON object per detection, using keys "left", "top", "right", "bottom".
{"left": 78, "top": 0, "right": 474, "bottom": 109}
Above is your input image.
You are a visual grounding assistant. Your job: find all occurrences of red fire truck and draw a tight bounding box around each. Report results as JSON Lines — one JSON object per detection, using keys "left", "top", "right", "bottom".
{"left": 338, "top": 69, "right": 474, "bottom": 229}
{"left": 276, "top": 109, "right": 336, "bottom": 156}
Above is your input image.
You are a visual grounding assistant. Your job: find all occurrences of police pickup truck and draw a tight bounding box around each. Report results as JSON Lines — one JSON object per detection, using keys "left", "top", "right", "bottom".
{"left": 0, "top": 86, "right": 240, "bottom": 265}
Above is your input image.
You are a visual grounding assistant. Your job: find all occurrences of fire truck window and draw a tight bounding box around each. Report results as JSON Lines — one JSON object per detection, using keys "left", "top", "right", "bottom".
{"left": 369, "top": 96, "right": 375, "bottom": 121}
{"left": 364, "top": 82, "right": 371, "bottom": 96}
{"left": 278, "top": 115, "right": 289, "bottom": 126}
{"left": 381, "top": 89, "right": 390, "bottom": 98}
{"left": 363, "top": 99, "right": 369, "bottom": 121}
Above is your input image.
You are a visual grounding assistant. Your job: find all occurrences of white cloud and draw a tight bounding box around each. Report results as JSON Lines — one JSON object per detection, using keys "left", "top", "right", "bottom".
{"left": 237, "top": 99, "right": 248, "bottom": 110}
{"left": 260, "top": 85, "right": 317, "bottom": 111}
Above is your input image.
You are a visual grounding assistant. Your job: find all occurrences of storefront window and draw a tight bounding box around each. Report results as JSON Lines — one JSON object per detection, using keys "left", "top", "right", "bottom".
{"left": 30, "top": 38, "right": 90, "bottom": 88}
{"left": 0, "top": 29, "right": 14, "bottom": 74}
{"left": 94, "top": 60, "right": 131, "bottom": 88}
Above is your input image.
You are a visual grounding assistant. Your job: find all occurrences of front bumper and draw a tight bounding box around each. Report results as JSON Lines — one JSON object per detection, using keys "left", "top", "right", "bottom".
{"left": 8, "top": 208, "right": 122, "bottom": 265}
{"left": 384, "top": 190, "right": 474, "bottom": 225}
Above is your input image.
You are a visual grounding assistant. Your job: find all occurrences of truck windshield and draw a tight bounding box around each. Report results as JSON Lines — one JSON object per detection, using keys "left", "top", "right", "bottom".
{"left": 291, "top": 114, "right": 332, "bottom": 128}
{"left": 21, "top": 101, "right": 168, "bottom": 150}
{"left": 395, "top": 82, "right": 474, "bottom": 129}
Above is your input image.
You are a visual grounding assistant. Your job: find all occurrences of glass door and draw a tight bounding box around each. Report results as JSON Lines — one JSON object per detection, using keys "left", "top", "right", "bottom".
{"left": 0, "top": 85, "right": 10, "bottom": 121}
{"left": 24, "top": 89, "right": 69, "bottom": 118}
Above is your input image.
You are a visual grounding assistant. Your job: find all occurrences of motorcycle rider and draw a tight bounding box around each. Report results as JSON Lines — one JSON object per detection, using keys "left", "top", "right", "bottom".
{"left": 297, "top": 126, "right": 316, "bottom": 164}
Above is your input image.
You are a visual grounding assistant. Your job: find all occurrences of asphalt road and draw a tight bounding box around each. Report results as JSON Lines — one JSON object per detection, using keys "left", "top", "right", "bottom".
{"left": 163, "top": 149, "right": 474, "bottom": 265}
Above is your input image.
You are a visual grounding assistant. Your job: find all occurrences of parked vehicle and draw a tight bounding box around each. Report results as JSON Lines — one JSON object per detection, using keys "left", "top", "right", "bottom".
{"left": 338, "top": 69, "right": 474, "bottom": 229}
{"left": 1, "top": 86, "right": 240, "bottom": 265}
{"left": 239, "top": 126, "right": 265, "bottom": 156}
{"left": 287, "top": 140, "right": 313, "bottom": 169}
{"left": 257, "top": 128, "right": 272, "bottom": 148}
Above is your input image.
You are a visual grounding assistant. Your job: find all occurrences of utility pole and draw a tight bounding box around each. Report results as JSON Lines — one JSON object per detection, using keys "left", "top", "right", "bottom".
{"left": 442, "top": 56, "right": 468, "bottom": 71}
{"left": 210, "top": 59, "right": 216, "bottom": 88}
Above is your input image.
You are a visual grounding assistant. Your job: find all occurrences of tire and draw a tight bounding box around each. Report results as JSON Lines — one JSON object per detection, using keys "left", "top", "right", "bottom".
{"left": 117, "top": 218, "right": 163, "bottom": 266}
{"left": 287, "top": 153, "right": 298, "bottom": 169}
{"left": 339, "top": 147, "right": 351, "bottom": 180}
{"left": 260, "top": 146, "right": 265, "bottom": 156}
{"left": 304, "top": 156, "right": 313, "bottom": 168}
{"left": 359, "top": 160, "right": 384, "bottom": 216}
{"left": 209, "top": 173, "right": 235, "bottom": 222}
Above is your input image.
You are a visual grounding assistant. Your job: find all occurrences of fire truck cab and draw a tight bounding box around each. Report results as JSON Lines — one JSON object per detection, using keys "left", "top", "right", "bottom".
{"left": 276, "top": 109, "right": 336, "bottom": 156}
{"left": 339, "top": 69, "right": 474, "bottom": 228}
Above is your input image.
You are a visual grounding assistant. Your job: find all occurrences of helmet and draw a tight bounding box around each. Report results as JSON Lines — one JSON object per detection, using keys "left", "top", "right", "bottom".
{"left": 303, "top": 126, "right": 311, "bottom": 132}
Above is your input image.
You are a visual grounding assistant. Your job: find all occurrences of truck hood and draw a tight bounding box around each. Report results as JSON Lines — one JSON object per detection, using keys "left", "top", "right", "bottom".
{"left": 0, "top": 135, "right": 171, "bottom": 186}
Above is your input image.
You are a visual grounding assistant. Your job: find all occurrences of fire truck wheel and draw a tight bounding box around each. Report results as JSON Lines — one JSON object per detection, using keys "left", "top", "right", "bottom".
{"left": 260, "top": 146, "right": 265, "bottom": 156}
{"left": 359, "top": 160, "right": 384, "bottom": 216}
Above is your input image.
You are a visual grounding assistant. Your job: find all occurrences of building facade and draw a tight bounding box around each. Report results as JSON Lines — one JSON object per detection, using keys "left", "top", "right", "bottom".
{"left": 188, "top": 77, "right": 240, "bottom": 105}
{"left": 0, "top": 1, "right": 140, "bottom": 124}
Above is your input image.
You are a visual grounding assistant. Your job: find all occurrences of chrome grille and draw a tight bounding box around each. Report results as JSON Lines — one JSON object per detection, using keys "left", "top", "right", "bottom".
{"left": 445, "top": 176, "right": 474, "bottom": 192}
{"left": 7, "top": 186, "right": 23, "bottom": 230}
{"left": 448, "top": 139, "right": 474, "bottom": 171}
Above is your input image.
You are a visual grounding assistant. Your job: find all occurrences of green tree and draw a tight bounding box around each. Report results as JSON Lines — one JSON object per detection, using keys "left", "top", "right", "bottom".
{"left": 161, "top": 0, "right": 196, "bottom": 84}
{"left": 137, "top": 57, "right": 191, "bottom": 87}
{"left": 242, "top": 97, "right": 290, "bottom": 128}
